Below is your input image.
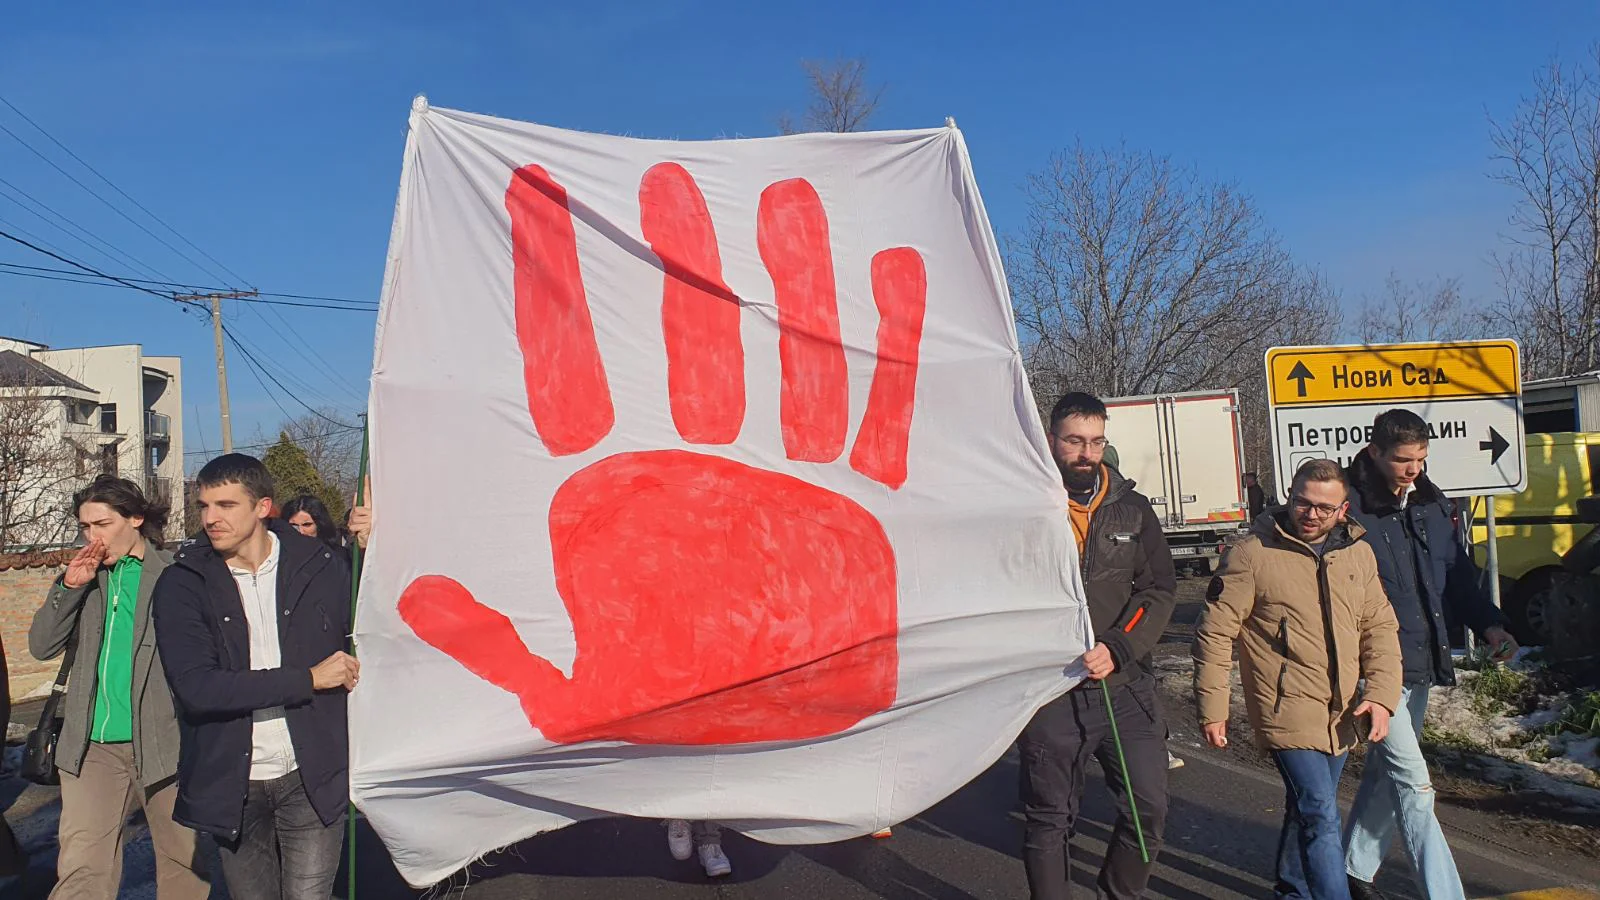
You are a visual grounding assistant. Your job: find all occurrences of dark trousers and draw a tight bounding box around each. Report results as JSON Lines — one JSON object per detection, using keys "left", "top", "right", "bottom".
{"left": 1018, "top": 676, "right": 1169, "bottom": 900}
{"left": 1271, "top": 749, "right": 1351, "bottom": 900}
{"left": 218, "top": 771, "right": 346, "bottom": 900}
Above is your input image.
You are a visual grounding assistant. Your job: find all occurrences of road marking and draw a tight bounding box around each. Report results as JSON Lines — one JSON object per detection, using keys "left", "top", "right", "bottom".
{"left": 1472, "top": 883, "right": 1600, "bottom": 890}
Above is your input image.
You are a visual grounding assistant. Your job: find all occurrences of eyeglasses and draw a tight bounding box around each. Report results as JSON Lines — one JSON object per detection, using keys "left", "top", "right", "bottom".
{"left": 1051, "top": 434, "right": 1108, "bottom": 450}
{"left": 1289, "top": 497, "right": 1344, "bottom": 519}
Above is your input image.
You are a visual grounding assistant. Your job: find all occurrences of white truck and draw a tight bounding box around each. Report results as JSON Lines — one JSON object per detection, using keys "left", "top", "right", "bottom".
{"left": 1101, "top": 389, "right": 1251, "bottom": 575}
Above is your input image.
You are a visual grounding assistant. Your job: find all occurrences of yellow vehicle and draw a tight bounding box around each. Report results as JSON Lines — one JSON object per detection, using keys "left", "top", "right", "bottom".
{"left": 1468, "top": 431, "right": 1600, "bottom": 644}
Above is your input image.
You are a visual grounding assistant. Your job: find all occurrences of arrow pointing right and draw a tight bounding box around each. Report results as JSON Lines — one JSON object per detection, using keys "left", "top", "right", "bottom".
{"left": 1286, "top": 360, "right": 1314, "bottom": 398}
{"left": 1480, "top": 427, "right": 1510, "bottom": 465}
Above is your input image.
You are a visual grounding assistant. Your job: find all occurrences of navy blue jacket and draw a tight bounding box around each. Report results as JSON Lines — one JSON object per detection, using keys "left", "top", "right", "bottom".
{"left": 152, "top": 520, "right": 351, "bottom": 842}
{"left": 1344, "top": 450, "right": 1506, "bottom": 686}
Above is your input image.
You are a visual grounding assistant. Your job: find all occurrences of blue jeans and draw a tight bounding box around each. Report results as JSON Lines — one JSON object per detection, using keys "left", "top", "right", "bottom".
{"left": 1272, "top": 749, "right": 1351, "bottom": 900}
{"left": 1344, "top": 683, "right": 1465, "bottom": 898}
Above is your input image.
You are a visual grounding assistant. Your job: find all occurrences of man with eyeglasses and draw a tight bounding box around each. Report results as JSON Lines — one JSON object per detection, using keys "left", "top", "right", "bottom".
{"left": 1018, "top": 392, "right": 1176, "bottom": 900}
{"left": 1195, "top": 458, "right": 1401, "bottom": 900}
{"left": 1340, "top": 410, "right": 1517, "bottom": 900}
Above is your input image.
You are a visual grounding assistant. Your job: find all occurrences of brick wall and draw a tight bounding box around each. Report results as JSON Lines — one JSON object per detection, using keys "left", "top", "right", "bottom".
{"left": 0, "top": 550, "right": 73, "bottom": 703}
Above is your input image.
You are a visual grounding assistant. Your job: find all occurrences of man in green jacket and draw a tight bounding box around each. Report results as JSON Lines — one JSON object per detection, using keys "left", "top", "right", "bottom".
{"left": 30, "top": 476, "right": 208, "bottom": 900}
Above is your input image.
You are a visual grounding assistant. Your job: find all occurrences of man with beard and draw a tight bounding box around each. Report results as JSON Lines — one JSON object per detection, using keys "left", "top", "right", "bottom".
{"left": 1018, "top": 392, "right": 1178, "bottom": 900}
{"left": 1195, "top": 458, "right": 1401, "bottom": 900}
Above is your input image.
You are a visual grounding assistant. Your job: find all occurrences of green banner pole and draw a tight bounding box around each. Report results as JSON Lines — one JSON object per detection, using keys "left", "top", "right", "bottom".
{"left": 347, "top": 420, "right": 369, "bottom": 899}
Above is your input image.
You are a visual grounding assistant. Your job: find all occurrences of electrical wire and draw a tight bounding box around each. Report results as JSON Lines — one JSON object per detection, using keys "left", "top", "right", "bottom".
{"left": 221, "top": 322, "right": 360, "bottom": 429}
{"left": 0, "top": 116, "right": 241, "bottom": 287}
{"left": 0, "top": 174, "right": 181, "bottom": 283}
{"left": 0, "top": 261, "right": 377, "bottom": 309}
{"left": 0, "top": 91, "right": 254, "bottom": 287}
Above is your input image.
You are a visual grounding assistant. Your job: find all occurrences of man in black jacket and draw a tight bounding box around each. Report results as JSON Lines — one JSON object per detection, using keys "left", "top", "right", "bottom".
{"left": 1341, "top": 409, "right": 1516, "bottom": 900}
{"left": 153, "top": 454, "right": 359, "bottom": 900}
{"left": 1019, "top": 392, "right": 1178, "bottom": 900}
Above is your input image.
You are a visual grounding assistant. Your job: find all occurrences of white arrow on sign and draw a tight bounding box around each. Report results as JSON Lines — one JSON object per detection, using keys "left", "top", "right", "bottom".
{"left": 1271, "top": 396, "right": 1525, "bottom": 497}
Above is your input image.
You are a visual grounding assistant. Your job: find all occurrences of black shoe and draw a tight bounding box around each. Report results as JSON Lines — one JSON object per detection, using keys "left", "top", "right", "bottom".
{"left": 1347, "top": 876, "right": 1387, "bottom": 900}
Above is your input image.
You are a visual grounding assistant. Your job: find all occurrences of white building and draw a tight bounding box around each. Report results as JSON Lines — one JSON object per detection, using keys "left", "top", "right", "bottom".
{"left": 0, "top": 337, "right": 184, "bottom": 549}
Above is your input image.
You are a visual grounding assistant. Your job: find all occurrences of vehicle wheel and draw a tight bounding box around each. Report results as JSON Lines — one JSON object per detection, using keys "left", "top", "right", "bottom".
{"left": 1505, "top": 569, "right": 1557, "bottom": 646}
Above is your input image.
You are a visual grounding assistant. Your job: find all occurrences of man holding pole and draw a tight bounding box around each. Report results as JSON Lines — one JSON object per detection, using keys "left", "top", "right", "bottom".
{"left": 1018, "top": 392, "right": 1177, "bottom": 900}
{"left": 153, "top": 454, "right": 359, "bottom": 900}
{"left": 1341, "top": 410, "right": 1517, "bottom": 900}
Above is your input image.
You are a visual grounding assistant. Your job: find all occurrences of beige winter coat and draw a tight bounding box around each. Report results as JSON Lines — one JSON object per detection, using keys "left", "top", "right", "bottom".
{"left": 1193, "top": 514, "right": 1402, "bottom": 755}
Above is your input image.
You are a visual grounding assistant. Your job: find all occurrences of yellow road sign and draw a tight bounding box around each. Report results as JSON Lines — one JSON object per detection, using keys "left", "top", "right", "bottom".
{"left": 1266, "top": 341, "right": 1520, "bottom": 407}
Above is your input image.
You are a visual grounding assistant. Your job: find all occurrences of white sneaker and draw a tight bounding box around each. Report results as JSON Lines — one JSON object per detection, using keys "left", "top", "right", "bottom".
{"left": 698, "top": 842, "right": 732, "bottom": 878}
{"left": 665, "top": 819, "right": 692, "bottom": 861}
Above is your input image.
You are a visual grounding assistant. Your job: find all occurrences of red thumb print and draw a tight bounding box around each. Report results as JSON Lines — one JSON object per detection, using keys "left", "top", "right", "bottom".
{"left": 398, "top": 163, "right": 925, "bottom": 745}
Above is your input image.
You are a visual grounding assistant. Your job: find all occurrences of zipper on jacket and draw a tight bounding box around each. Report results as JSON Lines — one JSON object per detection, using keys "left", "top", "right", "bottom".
{"left": 1273, "top": 615, "right": 1289, "bottom": 713}
{"left": 1317, "top": 554, "right": 1343, "bottom": 709}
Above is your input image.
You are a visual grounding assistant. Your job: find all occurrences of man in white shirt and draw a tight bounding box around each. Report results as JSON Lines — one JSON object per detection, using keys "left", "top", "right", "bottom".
{"left": 154, "top": 454, "right": 359, "bottom": 900}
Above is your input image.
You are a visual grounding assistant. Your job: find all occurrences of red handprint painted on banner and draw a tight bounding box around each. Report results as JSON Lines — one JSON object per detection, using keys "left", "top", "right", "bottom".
{"left": 397, "top": 161, "right": 927, "bottom": 745}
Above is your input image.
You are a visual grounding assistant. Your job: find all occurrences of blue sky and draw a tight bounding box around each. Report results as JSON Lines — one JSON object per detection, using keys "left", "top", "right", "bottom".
{"left": 1, "top": 1, "right": 1595, "bottom": 470}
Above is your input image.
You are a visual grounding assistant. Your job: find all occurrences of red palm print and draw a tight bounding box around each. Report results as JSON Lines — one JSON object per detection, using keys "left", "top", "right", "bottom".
{"left": 397, "top": 161, "right": 928, "bottom": 745}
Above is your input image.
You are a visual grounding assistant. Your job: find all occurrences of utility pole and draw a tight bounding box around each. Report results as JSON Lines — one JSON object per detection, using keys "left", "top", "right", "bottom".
{"left": 174, "top": 291, "right": 257, "bottom": 453}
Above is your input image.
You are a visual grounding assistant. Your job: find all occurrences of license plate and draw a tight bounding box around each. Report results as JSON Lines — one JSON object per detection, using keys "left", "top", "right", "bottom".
{"left": 1169, "top": 546, "right": 1199, "bottom": 556}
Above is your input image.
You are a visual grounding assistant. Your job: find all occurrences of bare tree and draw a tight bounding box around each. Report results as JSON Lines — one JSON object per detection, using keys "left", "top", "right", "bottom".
{"left": 240, "top": 411, "right": 363, "bottom": 508}
{"left": 0, "top": 383, "right": 83, "bottom": 550}
{"left": 280, "top": 411, "right": 363, "bottom": 504}
{"left": 779, "top": 58, "right": 885, "bottom": 134}
{"left": 1357, "top": 272, "right": 1478, "bottom": 344}
{"left": 1007, "top": 144, "right": 1340, "bottom": 495}
{"left": 1487, "top": 46, "right": 1600, "bottom": 379}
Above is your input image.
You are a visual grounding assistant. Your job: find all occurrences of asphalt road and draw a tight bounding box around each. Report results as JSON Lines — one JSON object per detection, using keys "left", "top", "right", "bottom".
{"left": 2, "top": 581, "right": 1596, "bottom": 899}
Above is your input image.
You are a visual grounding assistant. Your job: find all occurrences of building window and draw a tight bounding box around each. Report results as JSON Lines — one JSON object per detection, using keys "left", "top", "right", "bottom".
{"left": 65, "top": 400, "right": 95, "bottom": 425}
{"left": 99, "top": 403, "right": 117, "bottom": 434}
{"left": 99, "top": 444, "right": 118, "bottom": 476}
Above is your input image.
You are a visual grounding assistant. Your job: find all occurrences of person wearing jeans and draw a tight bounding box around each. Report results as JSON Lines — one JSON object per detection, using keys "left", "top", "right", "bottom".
{"left": 1195, "top": 459, "right": 1402, "bottom": 900}
{"left": 1343, "top": 411, "right": 1519, "bottom": 900}
{"left": 154, "top": 455, "right": 360, "bottom": 900}
{"left": 1342, "top": 684, "right": 1458, "bottom": 894}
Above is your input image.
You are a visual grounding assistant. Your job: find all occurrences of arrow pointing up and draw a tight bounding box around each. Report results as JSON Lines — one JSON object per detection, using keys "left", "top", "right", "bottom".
{"left": 1286, "top": 360, "right": 1314, "bottom": 398}
{"left": 1480, "top": 427, "right": 1510, "bottom": 465}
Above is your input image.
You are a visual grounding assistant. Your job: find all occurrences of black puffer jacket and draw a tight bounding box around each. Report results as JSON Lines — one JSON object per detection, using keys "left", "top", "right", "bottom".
{"left": 1345, "top": 450, "right": 1506, "bottom": 686}
{"left": 152, "top": 520, "right": 351, "bottom": 842}
{"left": 1077, "top": 465, "right": 1179, "bottom": 688}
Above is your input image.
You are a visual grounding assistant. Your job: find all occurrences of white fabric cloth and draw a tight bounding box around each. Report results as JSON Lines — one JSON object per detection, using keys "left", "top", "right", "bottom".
{"left": 228, "top": 532, "right": 298, "bottom": 781}
{"left": 351, "top": 100, "right": 1093, "bottom": 887}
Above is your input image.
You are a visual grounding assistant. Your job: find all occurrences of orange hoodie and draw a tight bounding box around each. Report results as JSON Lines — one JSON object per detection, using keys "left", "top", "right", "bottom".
{"left": 1067, "top": 465, "right": 1110, "bottom": 554}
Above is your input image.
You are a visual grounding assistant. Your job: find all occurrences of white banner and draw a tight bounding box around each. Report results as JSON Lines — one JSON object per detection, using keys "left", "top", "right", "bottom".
{"left": 351, "top": 99, "right": 1091, "bottom": 887}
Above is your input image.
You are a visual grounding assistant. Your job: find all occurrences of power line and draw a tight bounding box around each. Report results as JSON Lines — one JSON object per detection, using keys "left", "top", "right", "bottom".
{"left": 241, "top": 303, "right": 368, "bottom": 404}
{"left": 0, "top": 91, "right": 254, "bottom": 288}
{"left": 0, "top": 116, "right": 241, "bottom": 287}
{"left": 182, "top": 423, "right": 360, "bottom": 456}
{"left": 220, "top": 322, "right": 360, "bottom": 429}
{"left": 0, "top": 261, "right": 378, "bottom": 309}
{"left": 0, "top": 174, "right": 181, "bottom": 283}
{"left": 231, "top": 307, "right": 357, "bottom": 411}
{"left": 0, "top": 265, "right": 378, "bottom": 312}
{"left": 0, "top": 225, "right": 204, "bottom": 309}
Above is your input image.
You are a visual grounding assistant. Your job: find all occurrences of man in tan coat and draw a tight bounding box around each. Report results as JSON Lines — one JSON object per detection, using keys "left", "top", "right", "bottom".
{"left": 1194, "top": 459, "right": 1402, "bottom": 900}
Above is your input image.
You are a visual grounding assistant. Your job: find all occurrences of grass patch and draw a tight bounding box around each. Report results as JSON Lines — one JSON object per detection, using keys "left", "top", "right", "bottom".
{"left": 1464, "top": 665, "right": 1531, "bottom": 716}
{"left": 1422, "top": 723, "right": 1488, "bottom": 754}
{"left": 1548, "top": 691, "right": 1600, "bottom": 739}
